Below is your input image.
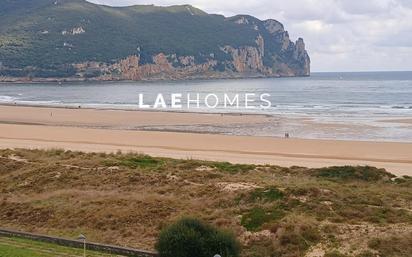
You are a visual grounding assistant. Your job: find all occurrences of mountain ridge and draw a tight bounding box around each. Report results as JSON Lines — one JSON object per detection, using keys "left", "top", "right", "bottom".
{"left": 0, "top": 0, "right": 310, "bottom": 82}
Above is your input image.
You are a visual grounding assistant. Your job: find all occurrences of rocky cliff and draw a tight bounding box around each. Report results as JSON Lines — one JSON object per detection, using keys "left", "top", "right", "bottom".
{"left": 0, "top": 0, "right": 310, "bottom": 82}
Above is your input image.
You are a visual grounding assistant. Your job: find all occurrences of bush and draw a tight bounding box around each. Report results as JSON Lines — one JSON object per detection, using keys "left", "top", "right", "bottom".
{"left": 367, "top": 233, "right": 412, "bottom": 257}
{"left": 241, "top": 207, "right": 284, "bottom": 231}
{"left": 249, "top": 187, "right": 284, "bottom": 202}
{"left": 356, "top": 251, "right": 376, "bottom": 257}
{"left": 324, "top": 251, "right": 349, "bottom": 257}
{"left": 103, "top": 154, "right": 163, "bottom": 169}
{"left": 213, "top": 162, "right": 255, "bottom": 174}
{"left": 120, "top": 155, "right": 163, "bottom": 169}
{"left": 313, "top": 166, "right": 395, "bottom": 182}
{"left": 156, "top": 218, "right": 240, "bottom": 257}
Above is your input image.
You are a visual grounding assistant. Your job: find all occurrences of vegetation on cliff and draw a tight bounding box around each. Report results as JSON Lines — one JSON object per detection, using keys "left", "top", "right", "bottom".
{"left": 0, "top": 0, "right": 310, "bottom": 81}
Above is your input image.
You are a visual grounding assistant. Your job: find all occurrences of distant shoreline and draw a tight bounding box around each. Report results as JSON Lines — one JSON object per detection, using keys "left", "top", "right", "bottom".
{"left": 0, "top": 72, "right": 312, "bottom": 84}
{"left": 3, "top": 71, "right": 412, "bottom": 84}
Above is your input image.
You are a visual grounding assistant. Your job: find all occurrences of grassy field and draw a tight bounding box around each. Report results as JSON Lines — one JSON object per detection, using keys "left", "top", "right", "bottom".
{"left": 0, "top": 236, "right": 118, "bottom": 257}
{"left": 0, "top": 149, "right": 411, "bottom": 257}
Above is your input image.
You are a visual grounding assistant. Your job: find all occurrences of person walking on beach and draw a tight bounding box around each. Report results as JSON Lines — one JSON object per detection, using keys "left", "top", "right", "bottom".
{"left": 285, "top": 132, "right": 290, "bottom": 138}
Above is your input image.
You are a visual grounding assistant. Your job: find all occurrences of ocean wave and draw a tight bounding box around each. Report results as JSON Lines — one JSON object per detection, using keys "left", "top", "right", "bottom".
{"left": 391, "top": 105, "right": 412, "bottom": 109}
{"left": 12, "top": 100, "right": 62, "bottom": 106}
{"left": 0, "top": 95, "right": 16, "bottom": 102}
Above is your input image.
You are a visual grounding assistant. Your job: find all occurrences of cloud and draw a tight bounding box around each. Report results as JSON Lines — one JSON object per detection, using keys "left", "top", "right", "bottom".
{"left": 378, "top": 28, "right": 412, "bottom": 47}
{"left": 87, "top": 0, "right": 412, "bottom": 72}
{"left": 337, "top": 0, "right": 395, "bottom": 15}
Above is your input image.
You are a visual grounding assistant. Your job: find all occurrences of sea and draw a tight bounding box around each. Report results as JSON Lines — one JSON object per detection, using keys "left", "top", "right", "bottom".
{"left": 1, "top": 71, "right": 411, "bottom": 142}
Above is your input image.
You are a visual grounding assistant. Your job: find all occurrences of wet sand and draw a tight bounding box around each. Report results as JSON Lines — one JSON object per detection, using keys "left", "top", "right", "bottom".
{"left": 379, "top": 118, "right": 412, "bottom": 125}
{"left": 0, "top": 105, "right": 271, "bottom": 128}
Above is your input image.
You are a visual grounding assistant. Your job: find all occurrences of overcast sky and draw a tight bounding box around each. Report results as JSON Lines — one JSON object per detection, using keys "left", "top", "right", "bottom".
{"left": 88, "top": 0, "right": 412, "bottom": 72}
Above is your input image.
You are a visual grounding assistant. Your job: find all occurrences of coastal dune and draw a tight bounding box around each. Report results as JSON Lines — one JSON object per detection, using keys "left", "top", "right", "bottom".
{"left": 1, "top": 106, "right": 412, "bottom": 177}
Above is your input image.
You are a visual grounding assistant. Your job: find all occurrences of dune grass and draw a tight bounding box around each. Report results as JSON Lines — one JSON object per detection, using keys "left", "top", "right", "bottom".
{"left": 0, "top": 149, "right": 411, "bottom": 257}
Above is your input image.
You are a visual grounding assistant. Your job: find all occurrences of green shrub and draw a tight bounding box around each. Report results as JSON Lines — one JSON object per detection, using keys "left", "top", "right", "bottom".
{"left": 249, "top": 187, "right": 284, "bottom": 202}
{"left": 213, "top": 162, "right": 255, "bottom": 174}
{"left": 156, "top": 218, "right": 240, "bottom": 257}
{"left": 272, "top": 218, "right": 321, "bottom": 256}
{"left": 241, "top": 207, "right": 284, "bottom": 231}
{"left": 120, "top": 155, "right": 162, "bottom": 168}
{"left": 356, "top": 251, "right": 376, "bottom": 257}
{"left": 367, "top": 233, "right": 412, "bottom": 257}
{"left": 313, "top": 166, "right": 395, "bottom": 182}
{"left": 324, "top": 251, "right": 349, "bottom": 257}
{"left": 237, "top": 186, "right": 284, "bottom": 205}
{"left": 103, "top": 154, "right": 163, "bottom": 169}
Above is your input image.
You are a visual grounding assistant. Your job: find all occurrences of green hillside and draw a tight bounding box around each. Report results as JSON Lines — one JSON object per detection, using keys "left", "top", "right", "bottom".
{"left": 0, "top": 0, "right": 310, "bottom": 80}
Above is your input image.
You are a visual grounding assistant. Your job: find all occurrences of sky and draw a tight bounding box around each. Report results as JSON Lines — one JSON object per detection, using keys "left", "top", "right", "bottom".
{"left": 87, "top": 0, "right": 412, "bottom": 72}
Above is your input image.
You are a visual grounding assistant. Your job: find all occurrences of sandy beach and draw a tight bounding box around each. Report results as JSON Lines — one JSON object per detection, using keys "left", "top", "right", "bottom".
{"left": 0, "top": 105, "right": 271, "bottom": 128}
{"left": 1, "top": 105, "right": 412, "bottom": 176}
{"left": 379, "top": 118, "right": 412, "bottom": 125}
